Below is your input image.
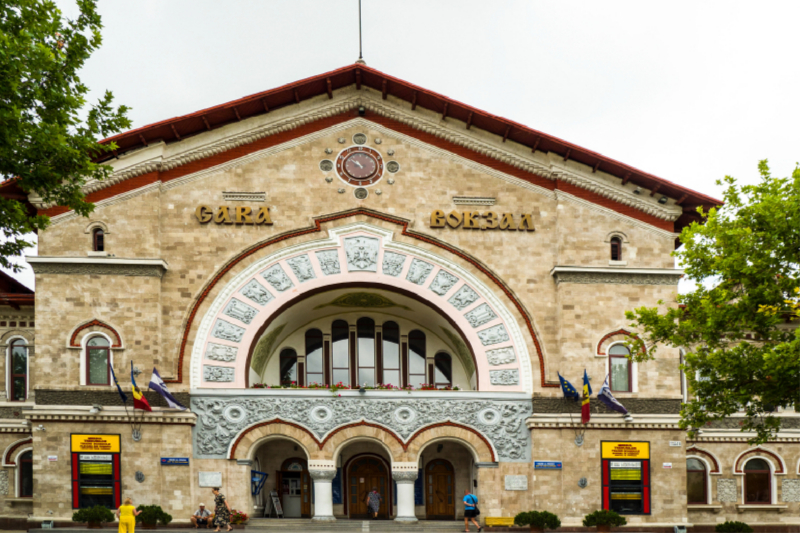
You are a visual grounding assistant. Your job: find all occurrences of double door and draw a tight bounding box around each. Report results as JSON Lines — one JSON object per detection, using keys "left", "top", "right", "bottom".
{"left": 349, "top": 457, "right": 388, "bottom": 518}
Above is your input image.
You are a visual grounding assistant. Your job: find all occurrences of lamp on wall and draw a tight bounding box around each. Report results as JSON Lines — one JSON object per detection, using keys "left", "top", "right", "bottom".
{"left": 89, "top": 404, "right": 104, "bottom": 415}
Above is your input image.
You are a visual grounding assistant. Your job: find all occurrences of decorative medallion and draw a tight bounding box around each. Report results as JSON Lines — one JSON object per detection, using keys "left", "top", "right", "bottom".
{"left": 353, "top": 133, "right": 367, "bottom": 145}
{"left": 240, "top": 279, "right": 273, "bottom": 306}
{"left": 344, "top": 236, "right": 379, "bottom": 271}
{"left": 212, "top": 319, "right": 245, "bottom": 343}
{"left": 478, "top": 325, "right": 510, "bottom": 346}
{"left": 374, "top": 138, "right": 382, "bottom": 144}
{"left": 489, "top": 369, "right": 519, "bottom": 385}
{"left": 135, "top": 471, "right": 145, "bottom": 483}
{"left": 223, "top": 405, "right": 247, "bottom": 423}
{"left": 464, "top": 303, "right": 497, "bottom": 328}
{"left": 393, "top": 406, "right": 417, "bottom": 425}
{"left": 261, "top": 264, "right": 293, "bottom": 292}
{"left": 485, "top": 347, "right": 516, "bottom": 366}
{"left": 315, "top": 250, "right": 341, "bottom": 275}
{"left": 287, "top": 255, "right": 316, "bottom": 283}
{"left": 429, "top": 270, "right": 459, "bottom": 296}
{"left": 325, "top": 148, "right": 333, "bottom": 154}
{"left": 386, "top": 161, "right": 400, "bottom": 173}
{"left": 354, "top": 187, "right": 368, "bottom": 199}
{"left": 382, "top": 252, "right": 406, "bottom": 276}
{"left": 223, "top": 298, "right": 259, "bottom": 325}
{"left": 477, "top": 407, "right": 502, "bottom": 426}
{"left": 406, "top": 259, "right": 433, "bottom": 285}
{"left": 448, "top": 285, "right": 479, "bottom": 311}
{"left": 203, "top": 365, "right": 235, "bottom": 382}
{"left": 336, "top": 145, "right": 384, "bottom": 186}
{"left": 310, "top": 405, "right": 334, "bottom": 424}
{"left": 387, "top": 149, "right": 395, "bottom": 156}
{"left": 319, "top": 160, "right": 333, "bottom": 172}
{"left": 205, "top": 342, "right": 238, "bottom": 363}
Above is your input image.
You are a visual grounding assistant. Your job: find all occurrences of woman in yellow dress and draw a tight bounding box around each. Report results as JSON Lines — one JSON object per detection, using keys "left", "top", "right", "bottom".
{"left": 116, "top": 498, "right": 141, "bottom": 533}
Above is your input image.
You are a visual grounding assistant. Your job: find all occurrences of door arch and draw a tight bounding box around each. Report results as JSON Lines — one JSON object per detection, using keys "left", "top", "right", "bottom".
{"left": 345, "top": 454, "right": 391, "bottom": 519}
{"left": 425, "top": 459, "right": 455, "bottom": 520}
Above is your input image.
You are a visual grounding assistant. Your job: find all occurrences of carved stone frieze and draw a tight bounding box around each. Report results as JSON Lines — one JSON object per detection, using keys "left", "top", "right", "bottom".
{"left": 489, "top": 370, "right": 519, "bottom": 386}
{"left": 448, "top": 285, "right": 479, "bottom": 311}
{"left": 406, "top": 259, "right": 433, "bottom": 285}
{"left": 465, "top": 303, "right": 497, "bottom": 328}
{"left": 782, "top": 479, "right": 800, "bottom": 502}
{"left": 717, "top": 478, "right": 737, "bottom": 502}
{"left": 261, "top": 265, "right": 294, "bottom": 292}
{"left": 203, "top": 366, "right": 235, "bottom": 382}
{"left": 223, "top": 298, "right": 258, "bottom": 325}
{"left": 315, "top": 250, "right": 341, "bottom": 275}
{"left": 0, "top": 470, "right": 7, "bottom": 495}
{"left": 553, "top": 271, "right": 682, "bottom": 286}
{"left": 205, "top": 342, "right": 238, "bottom": 362}
{"left": 287, "top": 255, "right": 316, "bottom": 283}
{"left": 392, "top": 471, "right": 418, "bottom": 483}
{"left": 240, "top": 280, "right": 273, "bottom": 306}
{"left": 382, "top": 252, "right": 406, "bottom": 277}
{"left": 192, "top": 396, "right": 532, "bottom": 462}
{"left": 29, "top": 262, "right": 166, "bottom": 277}
{"left": 429, "top": 271, "right": 459, "bottom": 296}
{"left": 478, "top": 325, "right": 509, "bottom": 346}
{"left": 345, "top": 236, "right": 379, "bottom": 271}
{"left": 486, "top": 347, "right": 516, "bottom": 366}
{"left": 212, "top": 320, "right": 245, "bottom": 343}
{"left": 309, "top": 469, "right": 337, "bottom": 481}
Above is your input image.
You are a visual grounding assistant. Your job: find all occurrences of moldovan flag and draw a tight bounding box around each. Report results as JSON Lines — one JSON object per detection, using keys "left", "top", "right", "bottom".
{"left": 131, "top": 361, "right": 152, "bottom": 412}
{"left": 581, "top": 369, "right": 592, "bottom": 424}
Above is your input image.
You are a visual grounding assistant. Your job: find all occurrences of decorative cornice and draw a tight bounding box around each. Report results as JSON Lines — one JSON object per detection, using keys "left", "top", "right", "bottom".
{"left": 527, "top": 413, "right": 681, "bottom": 430}
{"left": 24, "top": 408, "right": 196, "bottom": 425}
{"left": 43, "top": 91, "right": 681, "bottom": 224}
{"left": 392, "top": 471, "right": 418, "bottom": 482}
{"left": 532, "top": 397, "right": 681, "bottom": 415}
{"left": 550, "top": 265, "right": 683, "bottom": 285}
{"left": 452, "top": 196, "right": 497, "bottom": 206}
{"left": 308, "top": 469, "right": 337, "bottom": 481}
{"left": 222, "top": 191, "right": 266, "bottom": 202}
{"left": 26, "top": 256, "right": 169, "bottom": 278}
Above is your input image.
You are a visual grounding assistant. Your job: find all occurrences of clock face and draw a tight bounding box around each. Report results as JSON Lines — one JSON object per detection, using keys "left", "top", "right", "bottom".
{"left": 335, "top": 146, "right": 384, "bottom": 186}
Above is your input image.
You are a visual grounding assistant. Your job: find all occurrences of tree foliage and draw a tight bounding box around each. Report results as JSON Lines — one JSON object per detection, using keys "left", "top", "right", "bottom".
{"left": 626, "top": 161, "right": 800, "bottom": 443}
{"left": 0, "top": 0, "right": 130, "bottom": 270}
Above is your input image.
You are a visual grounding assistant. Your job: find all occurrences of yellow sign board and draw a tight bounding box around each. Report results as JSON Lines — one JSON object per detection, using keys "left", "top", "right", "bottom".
{"left": 601, "top": 441, "right": 649, "bottom": 459}
{"left": 71, "top": 434, "right": 120, "bottom": 453}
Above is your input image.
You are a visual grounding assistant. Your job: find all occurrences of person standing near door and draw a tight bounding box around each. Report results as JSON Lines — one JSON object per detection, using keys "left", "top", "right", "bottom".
{"left": 365, "top": 487, "right": 383, "bottom": 519}
{"left": 463, "top": 490, "right": 481, "bottom": 532}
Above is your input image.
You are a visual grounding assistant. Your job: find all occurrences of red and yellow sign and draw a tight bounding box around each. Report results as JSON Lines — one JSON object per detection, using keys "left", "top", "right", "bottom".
{"left": 601, "top": 441, "right": 649, "bottom": 460}
{"left": 70, "top": 434, "right": 120, "bottom": 453}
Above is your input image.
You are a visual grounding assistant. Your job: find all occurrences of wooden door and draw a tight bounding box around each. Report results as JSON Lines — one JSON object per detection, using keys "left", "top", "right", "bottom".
{"left": 426, "top": 459, "right": 455, "bottom": 520}
{"left": 301, "top": 470, "right": 311, "bottom": 517}
{"left": 349, "top": 457, "right": 389, "bottom": 518}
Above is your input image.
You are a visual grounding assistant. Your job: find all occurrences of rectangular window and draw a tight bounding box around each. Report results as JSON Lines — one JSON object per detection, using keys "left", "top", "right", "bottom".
{"left": 686, "top": 470, "right": 706, "bottom": 504}
{"left": 610, "top": 357, "right": 630, "bottom": 392}
{"left": 87, "top": 348, "right": 109, "bottom": 386}
{"left": 601, "top": 441, "right": 650, "bottom": 515}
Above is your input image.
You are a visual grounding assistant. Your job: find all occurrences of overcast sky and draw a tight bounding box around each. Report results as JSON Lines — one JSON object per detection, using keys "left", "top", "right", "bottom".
{"left": 5, "top": 0, "right": 800, "bottom": 289}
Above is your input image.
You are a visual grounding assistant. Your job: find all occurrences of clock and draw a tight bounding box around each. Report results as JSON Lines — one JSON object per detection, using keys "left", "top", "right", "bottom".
{"left": 335, "top": 146, "right": 384, "bottom": 186}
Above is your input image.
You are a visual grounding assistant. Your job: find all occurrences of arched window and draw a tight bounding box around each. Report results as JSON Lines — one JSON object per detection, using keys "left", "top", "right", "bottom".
{"left": 408, "top": 330, "right": 426, "bottom": 388}
{"left": 744, "top": 458, "right": 771, "bottom": 503}
{"left": 434, "top": 352, "right": 452, "bottom": 388}
{"left": 18, "top": 450, "right": 32, "bottom": 497}
{"left": 610, "top": 237, "right": 622, "bottom": 261}
{"left": 86, "top": 336, "right": 110, "bottom": 386}
{"left": 9, "top": 339, "right": 28, "bottom": 401}
{"left": 686, "top": 458, "right": 707, "bottom": 504}
{"left": 305, "top": 329, "right": 323, "bottom": 385}
{"left": 93, "top": 228, "right": 105, "bottom": 252}
{"left": 356, "top": 318, "right": 375, "bottom": 387}
{"left": 279, "top": 348, "right": 297, "bottom": 385}
{"left": 381, "top": 321, "right": 401, "bottom": 387}
{"left": 608, "top": 344, "right": 631, "bottom": 393}
{"left": 331, "top": 320, "right": 350, "bottom": 386}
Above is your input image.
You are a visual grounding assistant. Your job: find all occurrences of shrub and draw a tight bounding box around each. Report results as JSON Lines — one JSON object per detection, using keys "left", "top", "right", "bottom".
{"left": 72, "top": 505, "right": 115, "bottom": 524}
{"left": 716, "top": 522, "right": 754, "bottom": 533}
{"left": 230, "top": 510, "right": 249, "bottom": 525}
{"left": 514, "top": 511, "right": 562, "bottom": 530}
{"left": 582, "top": 510, "right": 627, "bottom": 528}
{"left": 135, "top": 505, "right": 172, "bottom": 526}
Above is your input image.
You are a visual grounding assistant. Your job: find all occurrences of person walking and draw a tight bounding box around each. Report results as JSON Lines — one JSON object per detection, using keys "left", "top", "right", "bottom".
{"left": 116, "top": 498, "right": 141, "bottom": 533}
{"left": 463, "top": 489, "right": 481, "bottom": 532}
{"left": 211, "top": 487, "right": 233, "bottom": 532}
{"left": 365, "top": 487, "right": 382, "bottom": 519}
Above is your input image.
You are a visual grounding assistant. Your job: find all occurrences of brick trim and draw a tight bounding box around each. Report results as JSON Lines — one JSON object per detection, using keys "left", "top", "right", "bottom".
{"left": 69, "top": 319, "right": 122, "bottom": 348}
{"left": 3, "top": 437, "right": 32, "bottom": 466}
{"left": 228, "top": 419, "right": 320, "bottom": 459}
{"left": 686, "top": 446, "right": 721, "bottom": 474}
{"left": 319, "top": 421, "right": 405, "bottom": 451}
{"left": 596, "top": 328, "right": 644, "bottom": 356}
{"left": 733, "top": 447, "right": 785, "bottom": 474}
{"left": 406, "top": 421, "right": 496, "bottom": 462}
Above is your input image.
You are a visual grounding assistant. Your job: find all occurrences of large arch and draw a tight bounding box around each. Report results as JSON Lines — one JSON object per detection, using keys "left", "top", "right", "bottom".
{"left": 190, "top": 220, "right": 536, "bottom": 393}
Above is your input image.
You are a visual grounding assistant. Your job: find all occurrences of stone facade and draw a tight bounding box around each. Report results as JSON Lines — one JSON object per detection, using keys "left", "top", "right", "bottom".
{"left": 0, "top": 69, "right": 797, "bottom": 531}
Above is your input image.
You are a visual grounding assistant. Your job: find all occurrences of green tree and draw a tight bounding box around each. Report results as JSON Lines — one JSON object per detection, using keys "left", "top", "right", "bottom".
{"left": 0, "top": 0, "right": 130, "bottom": 270}
{"left": 626, "top": 161, "right": 800, "bottom": 443}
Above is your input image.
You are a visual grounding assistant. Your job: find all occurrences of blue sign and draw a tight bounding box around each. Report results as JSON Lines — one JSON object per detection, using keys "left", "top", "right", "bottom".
{"left": 161, "top": 457, "right": 189, "bottom": 466}
{"left": 534, "top": 461, "right": 562, "bottom": 470}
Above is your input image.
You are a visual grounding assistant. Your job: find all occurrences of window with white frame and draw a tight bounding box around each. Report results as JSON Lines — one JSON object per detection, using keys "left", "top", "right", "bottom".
{"left": 608, "top": 343, "right": 632, "bottom": 393}
{"left": 743, "top": 458, "right": 771, "bottom": 503}
{"left": 16, "top": 448, "right": 33, "bottom": 497}
{"left": 85, "top": 335, "right": 111, "bottom": 386}
{"left": 686, "top": 458, "right": 707, "bottom": 504}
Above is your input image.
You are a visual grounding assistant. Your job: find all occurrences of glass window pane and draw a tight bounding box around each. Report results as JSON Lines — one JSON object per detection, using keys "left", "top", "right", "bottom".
{"left": 609, "top": 344, "right": 629, "bottom": 356}
{"left": 12, "top": 345, "right": 27, "bottom": 374}
{"left": 88, "top": 336, "right": 109, "bottom": 347}
{"left": 434, "top": 353, "right": 451, "bottom": 385}
{"left": 332, "top": 320, "right": 349, "bottom": 368}
{"left": 305, "top": 329, "right": 323, "bottom": 375}
{"left": 88, "top": 348, "right": 108, "bottom": 384}
{"left": 357, "top": 318, "right": 375, "bottom": 367}
{"left": 332, "top": 369, "right": 349, "bottom": 386}
{"left": 20, "top": 458, "right": 33, "bottom": 497}
{"left": 409, "top": 331, "right": 426, "bottom": 374}
{"left": 409, "top": 373, "right": 426, "bottom": 388}
{"left": 358, "top": 369, "right": 374, "bottom": 387}
{"left": 382, "top": 370, "right": 400, "bottom": 388}
{"left": 686, "top": 458, "right": 705, "bottom": 471}
{"left": 745, "top": 472, "right": 770, "bottom": 503}
{"left": 610, "top": 357, "right": 629, "bottom": 392}
{"left": 12, "top": 377, "right": 26, "bottom": 401}
{"left": 280, "top": 349, "right": 297, "bottom": 384}
{"left": 744, "top": 459, "right": 769, "bottom": 471}
{"left": 686, "top": 471, "right": 705, "bottom": 503}
{"left": 382, "top": 322, "right": 400, "bottom": 370}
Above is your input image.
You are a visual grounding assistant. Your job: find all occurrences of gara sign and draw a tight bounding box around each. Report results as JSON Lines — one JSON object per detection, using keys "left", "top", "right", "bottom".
{"left": 195, "top": 205, "right": 273, "bottom": 225}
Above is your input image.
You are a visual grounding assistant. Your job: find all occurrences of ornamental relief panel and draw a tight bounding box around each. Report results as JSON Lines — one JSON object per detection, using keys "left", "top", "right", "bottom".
{"left": 194, "top": 224, "right": 532, "bottom": 393}
{"left": 192, "top": 396, "right": 532, "bottom": 462}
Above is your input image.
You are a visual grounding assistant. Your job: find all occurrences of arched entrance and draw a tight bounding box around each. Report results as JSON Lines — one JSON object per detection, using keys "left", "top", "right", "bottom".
{"left": 250, "top": 437, "right": 312, "bottom": 518}
{"left": 425, "top": 459, "right": 455, "bottom": 520}
{"left": 346, "top": 455, "right": 390, "bottom": 519}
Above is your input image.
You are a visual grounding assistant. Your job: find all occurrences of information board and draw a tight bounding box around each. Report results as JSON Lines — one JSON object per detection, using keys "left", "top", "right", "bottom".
{"left": 161, "top": 457, "right": 189, "bottom": 466}
{"left": 534, "top": 461, "right": 563, "bottom": 470}
{"left": 266, "top": 490, "right": 283, "bottom": 518}
{"left": 601, "top": 441, "right": 649, "bottom": 460}
{"left": 71, "top": 434, "right": 120, "bottom": 453}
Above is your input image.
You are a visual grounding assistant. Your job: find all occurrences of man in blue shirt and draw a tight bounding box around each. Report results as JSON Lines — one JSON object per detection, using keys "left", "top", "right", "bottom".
{"left": 463, "top": 489, "right": 481, "bottom": 532}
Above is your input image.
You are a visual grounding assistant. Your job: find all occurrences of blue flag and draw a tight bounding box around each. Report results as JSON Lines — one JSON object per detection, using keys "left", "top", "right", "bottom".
{"left": 149, "top": 367, "right": 187, "bottom": 410}
{"left": 597, "top": 375, "right": 629, "bottom": 415}
{"left": 558, "top": 373, "right": 580, "bottom": 400}
{"left": 110, "top": 364, "right": 127, "bottom": 404}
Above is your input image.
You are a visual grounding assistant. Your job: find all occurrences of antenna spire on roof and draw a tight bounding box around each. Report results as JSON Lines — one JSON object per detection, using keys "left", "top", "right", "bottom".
{"left": 355, "top": 0, "right": 366, "bottom": 65}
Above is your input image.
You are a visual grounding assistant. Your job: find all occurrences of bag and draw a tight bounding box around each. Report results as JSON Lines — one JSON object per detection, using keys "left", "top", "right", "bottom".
{"left": 467, "top": 495, "right": 480, "bottom": 515}
{"left": 474, "top": 507, "right": 481, "bottom": 516}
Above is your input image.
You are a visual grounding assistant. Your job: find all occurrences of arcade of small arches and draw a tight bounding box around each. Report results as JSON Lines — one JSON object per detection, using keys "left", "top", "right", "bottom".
{"left": 235, "top": 421, "right": 492, "bottom": 521}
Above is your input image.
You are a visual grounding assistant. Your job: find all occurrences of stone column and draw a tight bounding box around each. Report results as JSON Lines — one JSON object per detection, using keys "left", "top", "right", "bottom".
{"left": 309, "top": 469, "right": 337, "bottom": 522}
{"left": 393, "top": 470, "right": 418, "bottom": 523}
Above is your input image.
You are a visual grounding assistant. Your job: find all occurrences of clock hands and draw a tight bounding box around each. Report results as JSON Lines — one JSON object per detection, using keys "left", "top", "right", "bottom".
{"left": 353, "top": 160, "right": 364, "bottom": 169}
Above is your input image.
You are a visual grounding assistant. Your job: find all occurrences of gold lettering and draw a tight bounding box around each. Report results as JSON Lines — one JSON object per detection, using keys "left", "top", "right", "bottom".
{"left": 500, "top": 213, "right": 516, "bottom": 230}
{"left": 195, "top": 205, "right": 212, "bottom": 224}
{"left": 235, "top": 206, "right": 254, "bottom": 224}
{"left": 214, "top": 206, "right": 232, "bottom": 224}
{"left": 463, "top": 211, "right": 480, "bottom": 229}
{"left": 446, "top": 210, "right": 463, "bottom": 228}
{"left": 430, "top": 210, "right": 446, "bottom": 228}
{"left": 519, "top": 213, "right": 535, "bottom": 231}
{"left": 255, "top": 207, "right": 273, "bottom": 225}
{"left": 484, "top": 211, "right": 499, "bottom": 230}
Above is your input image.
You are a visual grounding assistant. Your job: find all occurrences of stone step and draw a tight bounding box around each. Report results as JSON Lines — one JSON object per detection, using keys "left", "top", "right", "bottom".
{"left": 246, "top": 518, "right": 467, "bottom": 531}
